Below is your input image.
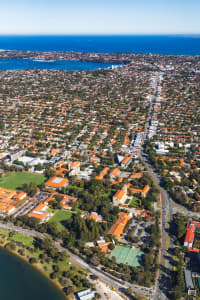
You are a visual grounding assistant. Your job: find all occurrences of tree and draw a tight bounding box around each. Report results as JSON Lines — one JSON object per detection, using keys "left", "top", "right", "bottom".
{"left": 44, "top": 167, "right": 55, "bottom": 179}
{"left": 47, "top": 222, "right": 59, "bottom": 237}
{"left": 63, "top": 286, "right": 74, "bottom": 295}
{"left": 108, "top": 243, "right": 115, "bottom": 250}
{"left": 5, "top": 242, "right": 16, "bottom": 250}
{"left": 29, "top": 257, "right": 37, "bottom": 264}
{"left": 22, "top": 182, "right": 37, "bottom": 197}
{"left": 50, "top": 272, "right": 57, "bottom": 279}
{"left": 95, "top": 293, "right": 101, "bottom": 299}
{"left": 111, "top": 256, "right": 116, "bottom": 263}
{"left": 9, "top": 231, "right": 15, "bottom": 238}
{"left": 0, "top": 121, "right": 5, "bottom": 130}
{"left": 144, "top": 253, "right": 154, "bottom": 265}
{"left": 35, "top": 163, "right": 43, "bottom": 171}
{"left": 90, "top": 274, "right": 98, "bottom": 280}
{"left": 173, "top": 214, "right": 187, "bottom": 240}
{"left": 90, "top": 255, "right": 100, "bottom": 266}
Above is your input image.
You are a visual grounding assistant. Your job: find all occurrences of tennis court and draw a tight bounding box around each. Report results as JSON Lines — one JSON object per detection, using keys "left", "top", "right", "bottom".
{"left": 110, "top": 245, "right": 143, "bottom": 267}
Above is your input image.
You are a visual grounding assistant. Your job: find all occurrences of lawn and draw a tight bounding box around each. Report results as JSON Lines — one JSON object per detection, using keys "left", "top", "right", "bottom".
{"left": 110, "top": 245, "right": 144, "bottom": 267}
{"left": 0, "top": 172, "right": 46, "bottom": 190}
{"left": 48, "top": 210, "right": 73, "bottom": 231}
{"left": 166, "top": 234, "right": 170, "bottom": 249}
{"left": 0, "top": 228, "right": 34, "bottom": 248}
{"left": 11, "top": 233, "right": 35, "bottom": 248}
{"left": 129, "top": 197, "right": 140, "bottom": 207}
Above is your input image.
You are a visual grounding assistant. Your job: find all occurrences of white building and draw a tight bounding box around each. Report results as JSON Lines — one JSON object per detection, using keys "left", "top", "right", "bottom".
{"left": 76, "top": 289, "right": 95, "bottom": 300}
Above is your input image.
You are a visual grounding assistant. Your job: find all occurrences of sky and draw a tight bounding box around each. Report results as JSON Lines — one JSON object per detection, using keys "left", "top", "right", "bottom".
{"left": 0, "top": 0, "right": 200, "bottom": 35}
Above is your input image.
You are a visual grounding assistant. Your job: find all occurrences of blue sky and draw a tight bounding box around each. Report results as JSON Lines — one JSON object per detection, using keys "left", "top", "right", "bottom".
{"left": 1, "top": 0, "right": 200, "bottom": 34}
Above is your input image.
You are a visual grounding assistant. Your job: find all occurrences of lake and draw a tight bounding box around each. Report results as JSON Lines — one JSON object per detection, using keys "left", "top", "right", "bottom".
{"left": 0, "top": 247, "right": 66, "bottom": 300}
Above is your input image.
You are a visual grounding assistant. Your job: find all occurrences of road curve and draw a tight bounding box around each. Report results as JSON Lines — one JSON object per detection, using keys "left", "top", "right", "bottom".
{"left": 0, "top": 222, "right": 153, "bottom": 298}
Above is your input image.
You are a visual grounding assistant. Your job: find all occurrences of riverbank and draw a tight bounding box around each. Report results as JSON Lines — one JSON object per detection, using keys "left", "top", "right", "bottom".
{"left": 0, "top": 227, "right": 91, "bottom": 299}
{"left": 5, "top": 246, "right": 67, "bottom": 299}
{"left": 0, "top": 245, "right": 67, "bottom": 300}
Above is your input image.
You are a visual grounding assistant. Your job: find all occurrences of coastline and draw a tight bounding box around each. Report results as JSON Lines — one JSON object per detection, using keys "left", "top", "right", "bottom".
{"left": 0, "top": 245, "right": 68, "bottom": 300}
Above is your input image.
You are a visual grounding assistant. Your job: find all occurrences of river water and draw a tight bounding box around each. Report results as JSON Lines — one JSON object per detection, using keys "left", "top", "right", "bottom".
{"left": 0, "top": 247, "right": 66, "bottom": 300}
{"left": 0, "top": 58, "right": 115, "bottom": 70}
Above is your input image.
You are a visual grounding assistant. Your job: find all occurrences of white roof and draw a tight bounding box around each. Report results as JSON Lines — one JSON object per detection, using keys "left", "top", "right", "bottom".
{"left": 52, "top": 178, "right": 63, "bottom": 184}
{"left": 77, "top": 289, "right": 95, "bottom": 300}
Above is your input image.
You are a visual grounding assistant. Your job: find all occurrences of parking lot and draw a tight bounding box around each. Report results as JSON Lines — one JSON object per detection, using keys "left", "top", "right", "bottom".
{"left": 120, "top": 217, "right": 154, "bottom": 247}
{"left": 14, "top": 192, "right": 49, "bottom": 218}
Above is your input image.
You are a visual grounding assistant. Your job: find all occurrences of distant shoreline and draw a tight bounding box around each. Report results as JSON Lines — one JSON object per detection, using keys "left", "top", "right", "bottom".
{"left": 0, "top": 50, "right": 131, "bottom": 64}
{"left": 0, "top": 50, "right": 199, "bottom": 67}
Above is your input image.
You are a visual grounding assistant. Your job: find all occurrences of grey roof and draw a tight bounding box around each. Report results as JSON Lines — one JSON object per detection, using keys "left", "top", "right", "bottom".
{"left": 184, "top": 269, "right": 195, "bottom": 290}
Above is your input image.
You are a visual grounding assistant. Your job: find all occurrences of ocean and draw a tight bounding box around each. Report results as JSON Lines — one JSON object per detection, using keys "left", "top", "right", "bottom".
{"left": 0, "top": 35, "right": 200, "bottom": 55}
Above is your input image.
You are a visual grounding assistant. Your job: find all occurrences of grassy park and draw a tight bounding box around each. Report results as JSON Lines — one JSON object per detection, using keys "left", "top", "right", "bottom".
{"left": 110, "top": 245, "right": 143, "bottom": 267}
{"left": 48, "top": 210, "right": 73, "bottom": 231}
{"left": 0, "top": 228, "right": 35, "bottom": 250}
{"left": 0, "top": 172, "right": 45, "bottom": 190}
{"left": 129, "top": 196, "right": 140, "bottom": 207}
{"left": 0, "top": 227, "right": 88, "bottom": 294}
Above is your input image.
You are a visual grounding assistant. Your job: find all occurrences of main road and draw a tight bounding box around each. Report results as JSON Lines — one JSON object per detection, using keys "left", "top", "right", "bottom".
{"left": 140, "top": 153, "right": 173, "bottom": 300}
{"left": 140, "top": 71, "right": 173, "bottom": 300}
{"left": 0, "top": 222, "right": 153, "bottom": 298}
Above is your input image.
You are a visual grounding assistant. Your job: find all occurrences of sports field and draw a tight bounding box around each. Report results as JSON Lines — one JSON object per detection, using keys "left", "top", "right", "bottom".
{"left": 110, "top": 245, "right": 143, "bottom": 267}
{"left": 0, "top": 172, "right": 45, "bottom": 190}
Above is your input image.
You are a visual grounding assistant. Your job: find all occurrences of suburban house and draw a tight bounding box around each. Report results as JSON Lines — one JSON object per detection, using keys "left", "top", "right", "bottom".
{"left": 85, "top": 212, "right": 102, "bottom": 222}
{"left": 110, "top": 168, "right": 120, "bottom": 179}
{"left": 60, "top": 194, "right": 78, "bottom": 209}
{"left": 95, "top": 167, "right": 109, "bottom": 180}
{"left": 97, "top": 240, "right": 112, "bottom": 252}
{"left": 68, "top": 161, "right": 80, "bottom": 176}
{"left": 130, "top": 172, "right": 143, "bottom": 179}
{"left": 121, "top": 154, "right": 133, "bottom": 168}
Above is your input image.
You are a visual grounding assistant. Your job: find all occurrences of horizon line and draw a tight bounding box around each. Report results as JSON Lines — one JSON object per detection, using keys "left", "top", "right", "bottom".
{"left": 0, "top": 33, "right": 200, "bottom": 36}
